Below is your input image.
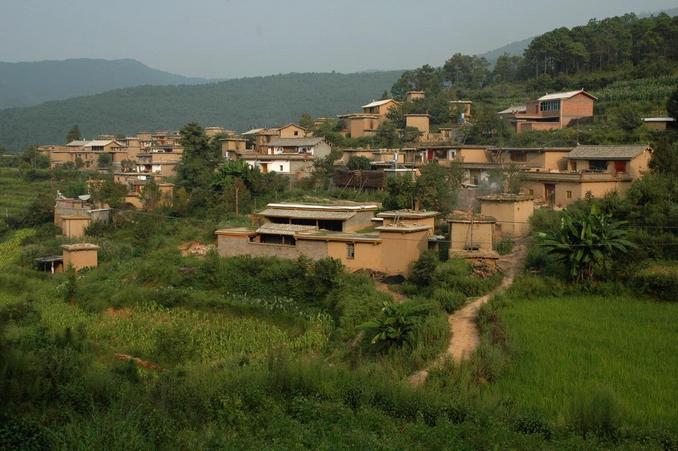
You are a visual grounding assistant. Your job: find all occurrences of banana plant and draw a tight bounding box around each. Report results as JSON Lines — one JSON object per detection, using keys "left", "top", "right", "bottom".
{"left": 538, "top": 204, "right": 635, "bottom": 282}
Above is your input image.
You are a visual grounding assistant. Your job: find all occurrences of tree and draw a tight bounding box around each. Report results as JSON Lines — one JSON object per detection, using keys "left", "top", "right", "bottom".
{"left": 299, "top": 113, "right": 315, "bottom": 132}
{"left": 415, "top": 163, "right": 462, "bottom": 214}
{"left": 18, "top": 146, "right": 49, "bottom": 169}
{"left": 346, "top": 156, "right": 372, "bottom": 171}
{"left": 538, "top": 204, "right": 635, "bottom": 281}
{"left": 97, "top": 153, "right": 112, "bottom": 169}
{"left": 177, "top": 123, "right": 221, "bottom": 191}
{"left": 612, "top": 105, "right": 642, "bottom": 132}
{"left": 374, "top": 121, "right": 400, "bottom": 147}
{"left": 141, "top": 178, "right": 161, "bottom": 211}
{"left": 66, "top": 125, "right": 81, "bottom": 143}
{"left": 311, "top": 150, "right": 341, "bottom": 189}
{"left": 667, "top": 86, "right": 678, "bottom": 120}
{"left": 383, "top": 175, "right": 416, "bottom": 210}
{"left": 91, "top": 179, "right": 128, "bottom": 209}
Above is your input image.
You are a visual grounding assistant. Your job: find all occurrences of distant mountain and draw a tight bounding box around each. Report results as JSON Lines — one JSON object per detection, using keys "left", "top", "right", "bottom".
{"left": 0, "top": 71, "right": 404, "bottom": 150}
{"left": 477, "top": 37, "right": 534, "bottom": 66}
{"left": 0, "top": 58, "right": 208, "bottom": 108}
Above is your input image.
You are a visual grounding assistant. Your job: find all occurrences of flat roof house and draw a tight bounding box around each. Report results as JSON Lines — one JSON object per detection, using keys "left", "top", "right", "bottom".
{"left": 478, "top": 194, "right": 534, "bottom": 238}
{"left": 447, "top": 211, "right": 497, "bottom": 254}
{"left": 338, "top": 99, "right": 399, "bottom": 138}
{"left": 215, "top": 203, "right": 435, "bottom": 276}
{"left": 256, "top": 202, "right": 379, "bottom": 232}
{"left": 522, "top": 144, "right": 651, "bottom": 207}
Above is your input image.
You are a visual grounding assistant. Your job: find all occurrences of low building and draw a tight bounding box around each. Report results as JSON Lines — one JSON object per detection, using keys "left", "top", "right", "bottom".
{"left": 239, "top": 152, "right": 316, "bottom": 178}
{"left": 447, "top": 211, "right": 496, "bottom": 253}
{"left": 243, "top": 124, "right": 309, "bottom": 153}
{"left": 405, "top": 91, "right": 425, "bottom": 102}
{"left": 642, "top": 117, "right": 676, "bottom": 131}
{"left": 522, "top": 144, "right": 651, "bottom": 207}
{"left": 256, "top": 202, "right": 379, "bottom": 232}
{"left": 215, "top": 204, "right": 433, "bottom": 276}
{"left": 61, "top": 243, "right": 99, "bottom": 271}
{"left": 265, "top": 137, "right": 331, "bottom": 158}
{"left": 338, "top": 99, "right": 399, "bottom": 138}
{"left": 376, "top": 210, "right": 438, "bottom": 232}
{"left": 478, "top": 194, "right": 534, "bottom": 238}
{"left": 405, "top": 114, "right": 430, "bottom": 135}
{"left": 449, "top": 100, "right": 473, "bottom": 120}
{"left": 60, "top": 215, "right": 92, "bottom": 238}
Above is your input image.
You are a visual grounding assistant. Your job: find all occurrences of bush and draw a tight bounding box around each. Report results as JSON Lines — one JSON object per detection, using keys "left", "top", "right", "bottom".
{"left": 410, "top": 251, "right": 438, "bottom": 286}
{"left": 432, "top": 289, "right": 466, "bottom": 313}
{"left": 630, "top": 263, "right": 678, "bottom": 302}
{"left": 495, "top": 238, "right": 513, "bottom": 255}
{"left": 568, "top": 387, "right": 621, "bottom": 441}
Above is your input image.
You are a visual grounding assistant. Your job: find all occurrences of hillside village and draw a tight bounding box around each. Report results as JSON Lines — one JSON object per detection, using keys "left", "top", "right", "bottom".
{"left": 39, "top": 86, "right": 660, "bottom": 276}
{"left": 1, "top": 7, "right": 677, "bottom": 451}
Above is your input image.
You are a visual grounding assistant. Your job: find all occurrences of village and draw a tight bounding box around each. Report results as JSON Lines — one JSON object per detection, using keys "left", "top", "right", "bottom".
{"left": 40, "top": 88, "right": 658, "bottom": 277}
{"left": 1, "top": 4, "right": 678, "bottom": 449}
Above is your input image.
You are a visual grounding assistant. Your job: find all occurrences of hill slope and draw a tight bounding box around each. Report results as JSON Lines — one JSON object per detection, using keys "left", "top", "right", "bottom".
{"left": 0, "top": 71, "right": 403, "bottom": 150}
{"left": 478, "top": 37, "right": 533, "bottom": 66}
{"left": 0, "top": 58, "right": 207, "bottom": 109}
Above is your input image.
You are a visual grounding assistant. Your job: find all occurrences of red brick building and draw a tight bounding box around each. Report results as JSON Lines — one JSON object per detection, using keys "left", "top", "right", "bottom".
{"left": 508, "top": 89, "right": 596, "bottom": 133}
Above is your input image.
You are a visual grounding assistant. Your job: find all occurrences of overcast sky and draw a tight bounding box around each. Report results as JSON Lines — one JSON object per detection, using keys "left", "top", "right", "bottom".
{"left": 1, "top": 0, "right": 676, "bottom": 78}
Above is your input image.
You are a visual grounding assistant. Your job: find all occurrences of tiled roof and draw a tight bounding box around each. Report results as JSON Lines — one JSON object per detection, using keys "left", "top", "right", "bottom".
{"left": 61, "top": 243, "right": 99, "bottom": 251}
{"left": 268, "top": 137, "right": 324, "bottom": 147}
{"left": 377, "top": 210, "right": 439, "bottom": 219}
{"left": 643, "top": 117, "right": 675, "bottom": 122}
{"left": 566, "top": 145, "right": 649, "bottom": 160}
{"left": 266, "top": 202, "right": 379, "bottom": 211}
{"left": 478, "top": 194, "right": 533, "bottom": 202}
{"left": 497, "top": 105, "right": 526, "bottom": 114}
{"left": 362, "top": 99, "right": 396, "bottom": 109}
{"left": 66, "top": 140, "right": 89, "bottom": 146}
{"left": 258, "top": 208, "right": 356, "bottom": 220}
{"left": 256, "top": 223, "right": 318, "bottom": 235}
{"left": 537, "top": 89, "right": 597, "bottom": 101}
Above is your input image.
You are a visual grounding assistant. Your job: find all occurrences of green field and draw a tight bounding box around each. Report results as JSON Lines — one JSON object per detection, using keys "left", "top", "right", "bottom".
{"left": 490, "top": 295, "right": 678, "bottom": 432}
{"left": 0, "top": 168, "right": 52, "bottom": 217}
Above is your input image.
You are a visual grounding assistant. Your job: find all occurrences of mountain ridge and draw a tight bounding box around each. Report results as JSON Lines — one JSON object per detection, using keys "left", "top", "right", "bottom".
{"left": 0, "top": 58, "right": 208, "bottom": 109}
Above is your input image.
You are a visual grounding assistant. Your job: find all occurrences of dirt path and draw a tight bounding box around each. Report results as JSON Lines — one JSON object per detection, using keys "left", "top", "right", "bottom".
{"left": 373, "top": 280, "right": 406, "bottom": 304}
{"left": 409, "top": 243, "right": 527, "bottom": 386}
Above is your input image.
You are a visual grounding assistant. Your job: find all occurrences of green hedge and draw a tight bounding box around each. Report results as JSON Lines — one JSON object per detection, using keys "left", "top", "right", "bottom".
{"left": 630, "top": 263, "right": 678, "bottom": 302}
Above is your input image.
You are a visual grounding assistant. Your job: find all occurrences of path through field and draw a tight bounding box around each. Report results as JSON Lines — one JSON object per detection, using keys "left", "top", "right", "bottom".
{"left": 409, "top": 243, "right": 527, "bottom": 386}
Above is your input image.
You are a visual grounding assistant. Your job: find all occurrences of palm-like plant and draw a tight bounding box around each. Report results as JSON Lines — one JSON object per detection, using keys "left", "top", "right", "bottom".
{"left": 359, "top": 302, "right": 431, "bottom": 350}
{"left": 539, "top": 204, "right": 635, "bottom": 282}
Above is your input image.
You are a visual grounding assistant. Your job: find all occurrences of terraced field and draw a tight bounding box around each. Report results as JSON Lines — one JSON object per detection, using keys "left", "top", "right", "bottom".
{"left": 0, "top": 168, "right": 53, "bottom": 218}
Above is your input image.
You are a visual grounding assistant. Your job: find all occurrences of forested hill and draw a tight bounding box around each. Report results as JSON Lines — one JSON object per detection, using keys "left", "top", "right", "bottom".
{"left": 0, "top": 58, "right": 207, "bottom": 109}
{"left": 0, "top": 71, "right": 403, "bottom": 150}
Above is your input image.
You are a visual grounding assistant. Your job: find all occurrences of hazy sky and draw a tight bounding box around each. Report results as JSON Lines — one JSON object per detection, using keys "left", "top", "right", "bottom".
{"left": 1, "top": 0, "right": 676, "bottom": 78}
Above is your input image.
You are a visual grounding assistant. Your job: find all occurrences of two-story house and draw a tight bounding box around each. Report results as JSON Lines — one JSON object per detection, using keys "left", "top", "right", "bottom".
{"left": 507, "top": 89, "right": 596, "bottom": 133}
{"left": 522, "top": 144, "right": 652, "bottom": 207}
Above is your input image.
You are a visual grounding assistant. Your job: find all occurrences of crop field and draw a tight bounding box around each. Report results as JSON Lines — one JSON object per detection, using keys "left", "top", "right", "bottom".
{"left": 489, "top": 295, "right": 678, "bottom": 431}
{"left": 0, "top": 168, "right": 52, "bottom": 217}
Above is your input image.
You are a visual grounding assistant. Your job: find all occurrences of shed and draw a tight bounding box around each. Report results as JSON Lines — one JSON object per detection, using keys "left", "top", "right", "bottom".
{"left": 61, "top": 243, "right": 99, "bottom": 271}
{"left": 478, "top": 194, "right": 534, "bottom": 238}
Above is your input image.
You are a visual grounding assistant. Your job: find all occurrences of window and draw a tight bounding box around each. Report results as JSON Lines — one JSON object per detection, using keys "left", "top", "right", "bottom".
{"left": 279, "top": 165, "right": 284, "bottom": 171}
{"left": 539, "top": 100, "right": 560, "bottom": 112}
{"left": 566, "top": 190, "right": 572, "bottom": 199}
{"left": 510, "top": 151, "right": 527, "bottom": 162}
{"left": 294, "top": 131, "right": 299, "bottom": 136}
{"left": 528, "top": 189, "right": 534, "bottom": 195}
{"left": 346, "top": 243, "right": 355, "bottom": 260}
{"left": 571, "top": 161, "right": 577, "bottom": 171}
{"left": 589, "top": 160, "right": 607, "bottom": 171}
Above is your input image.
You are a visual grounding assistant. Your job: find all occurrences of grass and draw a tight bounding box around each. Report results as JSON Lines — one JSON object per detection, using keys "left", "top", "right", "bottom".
{"left": 488, "top": 295, "right": 678, "bottom": 432}
{"left": 0, "top": 168, "right": 52, "bottom": 217}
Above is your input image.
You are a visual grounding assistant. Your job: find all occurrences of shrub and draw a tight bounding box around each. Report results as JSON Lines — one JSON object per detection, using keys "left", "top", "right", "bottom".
{"left": 432, "top": 289, "right": 466, "bottom": 313}
{"left": 568, "top": 387, "right": 621, "bottom": 441}
{"left": 495, "top": 238, "right": 513, "bottom": 255}
{"left": 410, "top": 251, "right": 438, "bottom": 286}
{"left": 630, "top": 263, "right": 678, "bottom": 302}
{"left": 505, "top": 275, "right": 564, "bottom": 299}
